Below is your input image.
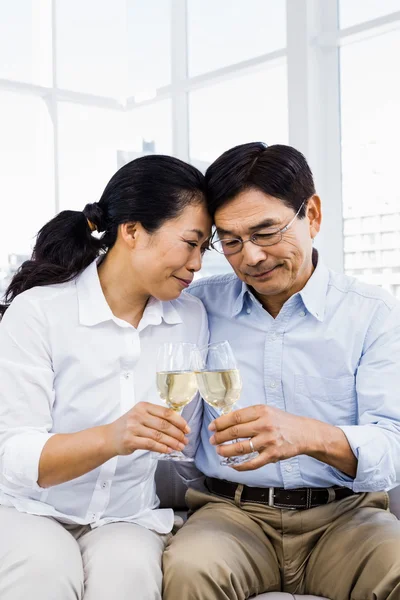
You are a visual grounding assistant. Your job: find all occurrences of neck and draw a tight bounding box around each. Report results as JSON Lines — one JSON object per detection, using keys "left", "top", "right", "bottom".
{"left": 253, "top": 260, "right": 315, "bottom": 319}
{"left": 98, "top": 249, "right": 149, "bottom": 328}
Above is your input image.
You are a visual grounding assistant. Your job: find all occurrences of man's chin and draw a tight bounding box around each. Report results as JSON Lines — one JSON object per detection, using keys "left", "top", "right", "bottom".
{"left": 251, "top": 282, "right": 282, "bottom": 297}
{"left": 247, "top": 276, "right": 288, "bottom": 298}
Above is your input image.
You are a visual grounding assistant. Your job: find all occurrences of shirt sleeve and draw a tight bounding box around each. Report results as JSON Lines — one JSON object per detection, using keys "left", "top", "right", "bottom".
{"left": 0, "top": 294, "right": 56, "bottom": 492}
{"left": 338, "top": 301, "right": 400, "bottom": 492}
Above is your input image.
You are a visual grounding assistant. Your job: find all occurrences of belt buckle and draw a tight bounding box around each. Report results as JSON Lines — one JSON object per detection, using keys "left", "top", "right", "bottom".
{"left": 268, "top": 487, "right": 275, "bottom": 507}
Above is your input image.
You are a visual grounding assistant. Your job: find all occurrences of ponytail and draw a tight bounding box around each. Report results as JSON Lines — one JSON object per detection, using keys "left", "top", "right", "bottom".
{"left": 0, "top": 206, "right": 105, "bottom": 316}
{"left": 0, "top": 154, "right": 206, "bottom": 316}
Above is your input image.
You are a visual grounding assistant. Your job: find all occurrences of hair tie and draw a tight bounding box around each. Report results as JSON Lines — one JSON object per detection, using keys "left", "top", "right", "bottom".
{"left": 87, "top": 219, "right": 97, "bottom": 232}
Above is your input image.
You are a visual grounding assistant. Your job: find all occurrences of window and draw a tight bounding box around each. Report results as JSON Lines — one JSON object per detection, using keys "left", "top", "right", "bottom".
{"left": 339, "top": 0, "right": 400, "bottom": 29}
{"left": 0, "top": 0, "right": 52, "bottom": 85}
{"left": 123, "top": 101, "right": 173, "bottom": 156}
{"left": 126, "top": 0, "right": 171, "bottom": 96}
{"left": 382, "top": 213, "right": 400, "bottom": 230}
{"left": 56, "top": 0, "right": 127, "bottom": 98}
{"left": 2, "top": 2, "right": 398, "bottom": 289}
{"left": 0, "top": 92, "right": 54, "bottom": 265}
{"left": 189, "top": 64, "right": 288, "bottom": 164}
{"left": 341, "top": 27, "right": 400, "bottom": 289}
{"left": 58, "top": 103, "right": 123, "bottom": 211}
{"left": 188, "top": 0, "right": 286, "bottom": 76}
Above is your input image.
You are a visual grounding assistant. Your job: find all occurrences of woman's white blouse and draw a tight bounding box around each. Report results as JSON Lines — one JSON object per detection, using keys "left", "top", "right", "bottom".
{"left": 0, "top": 259, "right": 208, "bottom": 532}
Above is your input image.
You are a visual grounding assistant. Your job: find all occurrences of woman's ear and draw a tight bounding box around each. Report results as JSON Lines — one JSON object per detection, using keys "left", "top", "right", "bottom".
{"left": 119, "top": 222, "right": 137, "bottom": 249}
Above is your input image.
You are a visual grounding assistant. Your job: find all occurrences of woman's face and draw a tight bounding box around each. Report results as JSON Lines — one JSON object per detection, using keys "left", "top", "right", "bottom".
{"left": 127, "top": 201, "right": 211, "bottom": 301}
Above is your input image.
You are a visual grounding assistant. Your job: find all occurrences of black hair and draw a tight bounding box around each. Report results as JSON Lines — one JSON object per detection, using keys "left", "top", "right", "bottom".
{"left": 1, "top": 155, "right": 206, "bottom": 315}
{"left": 205, "top": 142, "right": 316, "bottom": 218}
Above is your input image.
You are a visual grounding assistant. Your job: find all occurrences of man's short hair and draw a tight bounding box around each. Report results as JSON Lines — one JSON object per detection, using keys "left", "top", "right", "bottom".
{"left": 205, "top": 142, "right": 316, "bottom": 219}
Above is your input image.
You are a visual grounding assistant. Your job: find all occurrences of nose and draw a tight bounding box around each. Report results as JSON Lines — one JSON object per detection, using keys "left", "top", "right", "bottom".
{"left": 241, "top": 240, "right": 268, "bottom": 267}
{"left": 186, "top": 247, "right": 203, "bottom": 273}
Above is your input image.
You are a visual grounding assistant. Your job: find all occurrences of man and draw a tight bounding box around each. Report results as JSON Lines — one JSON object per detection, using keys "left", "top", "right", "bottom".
{"left": 163, "top": 143, "right": 400, "bottom": 600}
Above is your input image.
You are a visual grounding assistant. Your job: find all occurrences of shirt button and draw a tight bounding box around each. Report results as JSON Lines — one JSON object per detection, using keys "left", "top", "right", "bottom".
{"left": 270, "top": 381, "right": 277, "bottom": 388}
{"left": 123, "top": 372, "right": 130, "bottom": 379}
{"left": 271, "top": 333, "right": 277, "bottom": 341}
{"left": 285, "top": 464, "right": 293, "bottom": 473}
{"left": 101, "top": 482, "right": 108, "bottom": 489}
{"left": 299, "top": 311, "right": 306, "bottom": 317}
{"left": 246, "top": 308, "right": 251, "bottom": 314}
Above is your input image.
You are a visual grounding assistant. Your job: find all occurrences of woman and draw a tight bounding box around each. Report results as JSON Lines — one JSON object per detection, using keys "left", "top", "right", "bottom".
{"left": 0, "top": 155, "right": 211, "bottom": 600}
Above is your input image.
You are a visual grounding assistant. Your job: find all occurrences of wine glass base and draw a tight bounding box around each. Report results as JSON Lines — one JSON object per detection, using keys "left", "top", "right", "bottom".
{"left": 220, "top": 451, "right": 259, "bottom": 467}
{"left": 231, "top": 451, "right": 259, "bottom": 465}
{"left": 160, "top": 450, "right": 194, "bottom": 462}
{"left": 219, "top": 456, "right": 237, "bottom": 467}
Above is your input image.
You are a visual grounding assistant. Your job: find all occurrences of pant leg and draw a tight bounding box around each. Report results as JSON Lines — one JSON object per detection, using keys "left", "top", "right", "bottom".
{"left": 304, "top": 492, "right": 400, "bottom": 600}
{"left": 163, "top": 488, "right": 281, "bottom": 600}
{"left": 76, "top": 521, "right": 169, "bottom": 600}
{"left": 0, "top": 505, "right": 84, "bottom": 600}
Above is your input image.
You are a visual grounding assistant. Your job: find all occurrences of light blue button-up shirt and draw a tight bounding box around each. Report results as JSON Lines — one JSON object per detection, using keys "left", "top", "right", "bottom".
{"left": 188, "top": 255, "right": 400, "bottom": 492}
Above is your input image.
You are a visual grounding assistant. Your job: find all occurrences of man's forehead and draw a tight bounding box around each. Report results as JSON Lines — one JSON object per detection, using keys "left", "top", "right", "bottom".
{"left": 214, "top": 199, "right": 285, "bottom": 235}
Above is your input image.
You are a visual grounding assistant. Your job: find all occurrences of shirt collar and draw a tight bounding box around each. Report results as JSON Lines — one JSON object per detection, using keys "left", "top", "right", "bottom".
{"left": 231, "top": 249, "right": 330, "bottom": 322}
{"left": 298, "top": 250, "right": 330, "bottom": 322}
{"left": 76, "top": 259, "right": 183, "bottom": 328}
{"left": 232, "top": 282, "right": 250, "bottom": 317}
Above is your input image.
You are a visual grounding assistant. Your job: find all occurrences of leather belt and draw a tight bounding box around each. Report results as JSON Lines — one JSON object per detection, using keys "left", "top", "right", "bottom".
{"left": 205, "top": 477, "right": 357, "bottom": 510}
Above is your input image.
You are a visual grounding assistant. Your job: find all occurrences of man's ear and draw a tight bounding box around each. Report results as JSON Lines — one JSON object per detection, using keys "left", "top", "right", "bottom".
{"left": 306, "top": 195, "right": 322, "bottom": 240}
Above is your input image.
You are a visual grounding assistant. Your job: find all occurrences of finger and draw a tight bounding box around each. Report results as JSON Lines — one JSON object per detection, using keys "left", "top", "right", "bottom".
{"left": 136, "top": 426, "right": 187, "bottom": 452}
{"left": 145, "top": 403, "right": 191, "bottom": 433}
{"left": 210, "top": 423, "right": 259, "bottom": 445}
{"left": 215, "top": 439, "right": 256, "bottom": 458}
{"left": 230, "top": 454, "right": 268, "bottom": 471}
{"left": 142, "top": 415, "right": 188, "bottom": 444}
{"left": 208, "top": 406, "right": 261, "bottom": 433}
{"left": 230, "top": 449, "right": 278, "bottom": 472}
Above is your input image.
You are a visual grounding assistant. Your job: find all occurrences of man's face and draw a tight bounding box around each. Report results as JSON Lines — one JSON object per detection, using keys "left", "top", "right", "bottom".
{"left": 213, "top": 188, "right": 321, "bottom": 301}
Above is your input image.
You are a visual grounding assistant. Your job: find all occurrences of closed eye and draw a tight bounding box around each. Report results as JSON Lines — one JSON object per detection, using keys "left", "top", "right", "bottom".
{"left": 253, "top": 230, "right": 280, "bottom": 240}
{"left": 223, "top": 239, "right": 241, "bottom": 248}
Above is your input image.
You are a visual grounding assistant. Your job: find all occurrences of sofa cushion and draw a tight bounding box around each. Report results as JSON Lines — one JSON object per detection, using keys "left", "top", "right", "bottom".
{"left": 254, "top": 595, "right": 329, "bottom": 599}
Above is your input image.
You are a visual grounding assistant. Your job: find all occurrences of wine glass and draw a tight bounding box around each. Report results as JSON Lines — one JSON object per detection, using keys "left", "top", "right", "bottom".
{"left": 156, "top": 342, "right": 198, "bottom": 462}
{"left": 194, "top": 340, "right": 258, "bottom": 466}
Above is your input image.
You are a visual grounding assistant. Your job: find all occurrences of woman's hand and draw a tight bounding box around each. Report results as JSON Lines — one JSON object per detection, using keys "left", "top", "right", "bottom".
{"left": 39, "top": 402, "right": 192, "bottom": 488}
{"left": 106, "top": 402, "right": 191, "bottom": 456}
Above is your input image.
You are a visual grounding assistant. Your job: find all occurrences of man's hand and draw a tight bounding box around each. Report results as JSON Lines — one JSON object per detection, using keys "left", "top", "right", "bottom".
{"left": 209, "top": 405, "right": 307, "bottom": 471}
{"left": 209, "top": 404, "right": 357, "bottom": 476}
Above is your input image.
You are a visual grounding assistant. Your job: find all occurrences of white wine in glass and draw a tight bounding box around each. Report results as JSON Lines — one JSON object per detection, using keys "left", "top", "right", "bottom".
{"left": 156, "top": 342, "right": 198, "bottom": 462}
{"left": 156, "top": 371, "right": 198, "bottom": 413}
{"left": 195, "top": 341, "right": 258, "bottom": 466}
{"left": 196, "top": 369, "right": 241, "bottom": 415}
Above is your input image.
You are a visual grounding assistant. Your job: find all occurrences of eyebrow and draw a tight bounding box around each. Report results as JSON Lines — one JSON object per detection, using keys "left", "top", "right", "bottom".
{"left": 217, "top": 218, "right": 280, "bottom": 237}
{"left": 185, "top": 228, "right": 206, "bottom": 239}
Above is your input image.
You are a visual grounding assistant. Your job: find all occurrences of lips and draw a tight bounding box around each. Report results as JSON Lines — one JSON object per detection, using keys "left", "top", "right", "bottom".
{"left": 249, "top": 265, "right": 281, "bottom": 278}
{"left": 174, "top": 276, "right": 193, "bottom": 287}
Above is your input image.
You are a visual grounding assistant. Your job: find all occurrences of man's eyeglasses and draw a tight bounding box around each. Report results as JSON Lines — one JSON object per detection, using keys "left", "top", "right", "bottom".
{"left": 210, "top": 201, "right": 306, "bottom": 256}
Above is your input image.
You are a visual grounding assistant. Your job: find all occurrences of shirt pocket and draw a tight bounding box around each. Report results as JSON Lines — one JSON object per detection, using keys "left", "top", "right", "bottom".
{"left": 294, "top": 374, "right": 357, "bottom": 426}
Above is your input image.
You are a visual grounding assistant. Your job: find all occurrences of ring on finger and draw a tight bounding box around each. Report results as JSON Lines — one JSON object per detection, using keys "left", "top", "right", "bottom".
{"left": 249, "top": 438, "right": 256, "bottom": 453}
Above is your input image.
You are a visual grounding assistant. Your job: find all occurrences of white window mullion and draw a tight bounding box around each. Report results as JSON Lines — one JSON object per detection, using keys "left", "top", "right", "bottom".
{"left": 51, "top": 0, "right": 60, "bottom": 215}
{"left": 170, "top": 0, "right": 189, "bottom": 162}
{"left": 287, "top": 0, "right": 343, "bottom": 273}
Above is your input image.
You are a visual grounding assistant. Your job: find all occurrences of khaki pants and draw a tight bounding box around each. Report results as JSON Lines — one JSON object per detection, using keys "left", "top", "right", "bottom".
{"left": 163, "top": 487, "right": 400, "bottom": 600}
{"left": 0, "top": 505, "right": 169, "bottom": 600}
